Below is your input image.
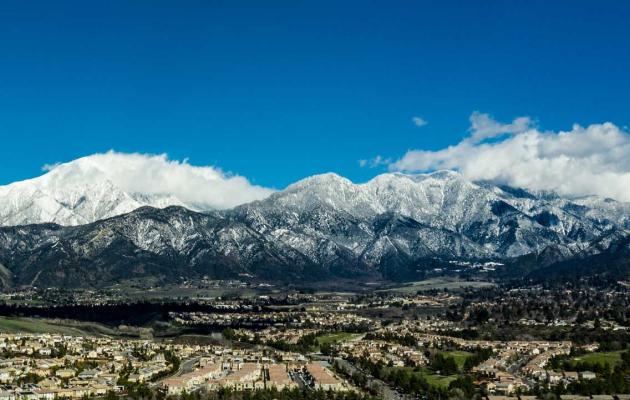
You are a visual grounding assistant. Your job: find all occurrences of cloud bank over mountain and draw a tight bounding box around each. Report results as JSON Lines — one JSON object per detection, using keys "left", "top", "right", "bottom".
{"left": 41, "top": 151, "right": 275, "bottom": 209}
{"left": 389, "top": 113, "right": 630, "bottom": 201}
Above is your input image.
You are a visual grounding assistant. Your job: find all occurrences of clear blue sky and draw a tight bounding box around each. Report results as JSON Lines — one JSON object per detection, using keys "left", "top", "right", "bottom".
{"left": 1, "top": 0, "right": 629, "bottom": 188}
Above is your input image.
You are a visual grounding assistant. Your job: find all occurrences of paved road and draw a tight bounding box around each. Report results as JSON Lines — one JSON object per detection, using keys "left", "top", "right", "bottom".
{"left": 177, "top": 356, "right": 200, "bottom": 376}
{"left": 291, "top": 371, "right": 310, "bottom": 390}
{"left": 334, "top": 358, "right": 403, "bottom": 400}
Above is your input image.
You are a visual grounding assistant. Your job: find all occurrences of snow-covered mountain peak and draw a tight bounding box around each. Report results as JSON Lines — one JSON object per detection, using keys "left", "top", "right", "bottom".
{"left": 265, "top": 170, "right": 490, "bottom": 222}
{"left": 285, "top": 172, "right": 354, "bottom": 190}
{"left": 0, "top": 156, "right": 188, "bottom": 226}
{"left": 2, "top": 166, "right": 630, "bottom": 287}
{"left": 0, "top": 152, "right": 277, "bottom": 226}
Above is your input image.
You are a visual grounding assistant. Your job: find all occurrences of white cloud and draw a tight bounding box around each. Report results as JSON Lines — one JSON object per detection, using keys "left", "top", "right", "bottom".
{"left": 389, "top": 113, "right": 630, "bottom": 202}
{"left": 42, "top": 151, "right": 275, "bottom": 209}
{"left": 467, "top": 112, "right": 533, "bottom": 143}
{"left": 412, "top": 116, "right": 428, "bottom": 127}
{"left": 359, "top": 155, "right": 390, "bottom": 168}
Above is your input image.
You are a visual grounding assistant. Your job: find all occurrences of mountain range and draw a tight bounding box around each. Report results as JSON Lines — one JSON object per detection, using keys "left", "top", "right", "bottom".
{"left": 0, "top": 167, "right": 629, "bottom": 288}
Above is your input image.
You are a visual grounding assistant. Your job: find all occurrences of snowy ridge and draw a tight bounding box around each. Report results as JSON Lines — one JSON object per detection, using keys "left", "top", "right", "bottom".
{"left": 0, "top": 157, "right": 198, "bottom": 226}
{"left": 0, "top": 169, "right": 629, "bottom": 287}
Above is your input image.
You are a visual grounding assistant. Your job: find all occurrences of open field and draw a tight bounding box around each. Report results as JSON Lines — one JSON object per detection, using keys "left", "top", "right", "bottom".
{"left": 422, "top": 371, "right": 458, "bottom": 388}
{"left": 0, "top": 316, "right": 154, "bottom": 338}
{"left": 378, "top": 277, "right": 495, "bottom": 294}
{"left": 316, "top": 332, "right": 363, "bottom": 346}
{"left": 392, "top": 367, "right": 457, "bottom": 389}
{"left": 0, "top": 317, "right": 89, "bottom": 335}
{"left": 115, "top": 285, "right": 262, "bottom": 300}
{"left": 571, "top": 351, "right": 624, "bottom": 367}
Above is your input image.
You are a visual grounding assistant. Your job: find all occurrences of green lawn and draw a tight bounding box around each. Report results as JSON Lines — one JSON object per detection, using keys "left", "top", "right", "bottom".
{"left": 392, "top": 367, "right": 457, "bottom": 389}
{"left": 422, "top": 371, "right": 458, "bottom": 388}
{"left": 316, "top": 332, "right": 362, "bottom": 346}
{"left": 571, "top": 351, "right": 624, "bottom": 367}
{"left": 437, "top": 350, "right": 473, "bottom": 371}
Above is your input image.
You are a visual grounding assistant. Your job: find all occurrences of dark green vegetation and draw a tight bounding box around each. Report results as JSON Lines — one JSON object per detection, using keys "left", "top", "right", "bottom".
{"left": 0, "top": 301, "right": 281, "bottom": 338}
{"left": 542, "top": 350, "right": 630, "bottom": 397}
{"left": 442, "top": 280, "right": 630, "bottom": 343}
{"left": 550, "top": 350, "right": 627, "bottom": 373}
{"left": 115, "top": 386, "right": 374, "bottom": 400}
{"left": 181, "top": 388, "right": 374, "bottom": 400}
{"left": 345, "top": 357, "right": 477, "bottom": 399}
{"left": 570, "top": 351, "right": 624, "bottom": 368}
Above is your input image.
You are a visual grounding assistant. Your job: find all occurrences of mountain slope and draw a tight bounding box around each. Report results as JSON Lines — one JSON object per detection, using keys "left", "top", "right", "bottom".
{"left": 525, "top": 228, "right": 630, "bottom": 280}
{"left": 0, "top": 171, "right": 629, "bottom": 288}
{"left": 248, "top": 171, "right": 629, "bottom": 257}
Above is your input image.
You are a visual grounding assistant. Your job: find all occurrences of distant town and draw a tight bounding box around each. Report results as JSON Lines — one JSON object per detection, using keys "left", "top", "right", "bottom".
{"left": 0, "top": 277, "right": 626, "bottom": 400}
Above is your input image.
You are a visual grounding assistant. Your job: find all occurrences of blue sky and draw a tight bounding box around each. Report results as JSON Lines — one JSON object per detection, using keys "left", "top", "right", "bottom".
{"left": 1, "top": 0, "right": 629, "bottom": 189}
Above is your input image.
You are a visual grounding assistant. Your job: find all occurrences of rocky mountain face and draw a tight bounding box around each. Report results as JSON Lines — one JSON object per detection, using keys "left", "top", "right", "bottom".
{"left": 0, "top": 171, "right": 629, "bottom": 288}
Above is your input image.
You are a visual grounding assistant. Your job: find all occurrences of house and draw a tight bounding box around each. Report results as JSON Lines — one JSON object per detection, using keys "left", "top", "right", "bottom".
{"left": 304, "top": 364, "right": 346, "bottom": 392}
{"left": 161, "top": 362, "right": 224, "bottom": 395}
{"left": 33, "top": 389, "right": 57, "bottom": 400}
{"left": 563, "top": 371, "right": 579, "bottom": 381}
{"left": 547, "top": 371, "right": 562, "bottom": 384}
{"left": 127, "top": 373, "right": 143, "bottom": 383}
{"left": 494, "top": 381, "right": 514, "bottom": 395}
{"left": 266, "top": 364, "right": 296, "bottom": 390}
{"left": 0, "top": 391, "right": 15, "bottom": 400}
{"left": 579, "top": 370, "right": 596, "bottom": 380}
{"left": 0, "top": 370, "right": 13, "bottom": 384}
{"left": 77, "top": 369, "right": 100, "bottom": 380}
{"left": 55, "top": 369, "right": 76, "bottom": 379}
{"left": 38, "top": 348, "right": 52, "bottom": 356}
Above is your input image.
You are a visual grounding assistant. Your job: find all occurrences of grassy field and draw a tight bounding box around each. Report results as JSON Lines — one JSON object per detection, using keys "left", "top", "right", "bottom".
{"left": 120, "top": 286, "right": 261, "bottom": 300}
{"left": 316, "top": 332, "right": 362, "bottom": 346}
{"left": 571, "top": 351, "right": 624, "bottom": 367}
{"left": 422, "top": 370, "right": 458, "bottom": 388}
{"left": 0, "top": 317, "right": 144, "bottom": 337}
{"left": 438, "top": 350, "right": 473, "bottom": 370}
{"left": 0, "top": 317, "right": 88, "bottom": 335}
{"left": 379, "top": 277, "right": 495, "bottom": 294}
{"left": 392, "top": 367, "right": 457, "bottom": 389}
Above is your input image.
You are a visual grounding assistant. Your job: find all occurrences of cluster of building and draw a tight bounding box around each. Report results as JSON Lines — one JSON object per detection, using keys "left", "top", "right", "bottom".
{"left": 335, "top": 339, "right": 427, "bottom": 367}
{"left": 379, "top": 318, "right": 461, "bottom": 334}
{"left": 170, "top": 310, "right": 376, "bottom": 330}
{"left": 0, "top": 325, "right": 617, "bottom": 399}
{"left": 0, "top": 332, "right": 355, "bottom": 399}
{"left": 338, "top": 323, "right": 607, "bottom": 397}
{"left": 472, "top": 339, "right": 598, "bottom": 395}
{"left": 160, "top": 361, "right": 348, "bottom": 395}
{"left": 486, "top": 395, "right": 629, "bottom": 400}
{"left": 367, "top": 292, "right": 461, "bottom": 308}
{"left": 236, "top": 327, "right": 318, "bottom": 344}
{"left": 0, "top": 333, "right": 173, "bottom": 399}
